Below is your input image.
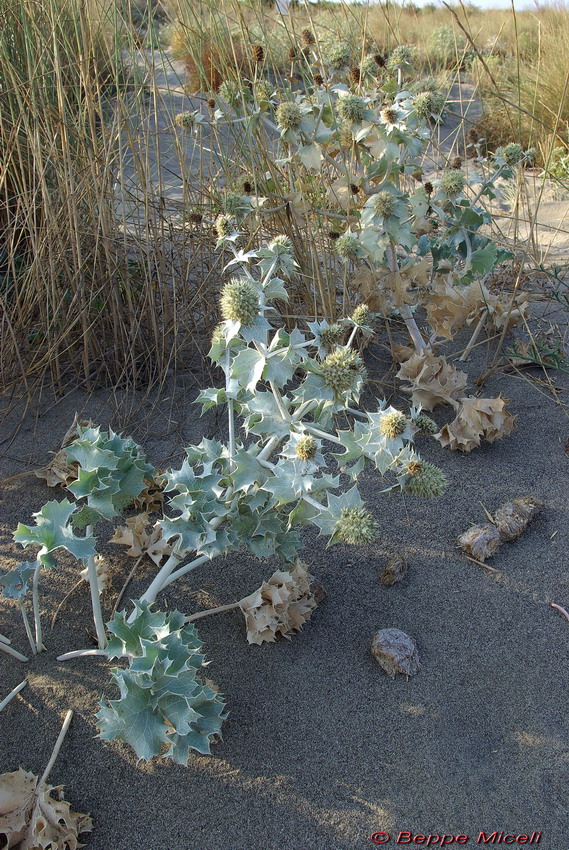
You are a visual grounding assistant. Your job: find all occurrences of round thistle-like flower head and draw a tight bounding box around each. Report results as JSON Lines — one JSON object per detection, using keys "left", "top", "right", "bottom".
{"left": 495, "top": 142, "right": 524, "bottom": 166}
{"left": 335, "top": 506, "right": 378, "bottom": 544}
{"left": 295, "top": 434, "right": 318, "bottom": 461}
{"left": 268, "top": 234, "right": 293, "bottom": 256}
{"left": 387, "top": 45, "right": 413, "bottom": 71}
{"left": 404, "top": 460, "right": 447, "bottom": 497}
{"left": 440, "top": 170, "right": 466, "bottom": 198}
{"left": 321, "top": 347, "right": 366, "bottom": 394}
{"left": 335, "top": 232, "right": 361, "bottom": 260}
{"left": 220, "top": 278, "right": 259, "bottom": 325}
{"left": 351, "top": 304, "right": 370, "bottom": 325}
{"left": 324, "top": 42, "right": 352, "bottom": 70}
{"left": 255, "top": 80, "right": 273, "bottom": 102}
{"left": 373, "top": 190, "right": 395, "bottom": 218}
{"left": 276, "top": 101, "right": 303, "bottom": 132}
{"left": 380, "top": 411, "right": 407, "bottom": 439}
{"left": 175, "top": 111, "right": 196, "bottom": 129}
{"left": 301, "top": 28, "right": 316, "bottom": 47}
{"left": 252, "top": 44, "right": 264, "bottom": 63}
{"left": 211, "top": 323, "right": 225, "bottom": 348}
{"left": 219, "top": 80, "right": 247, "bottom": 108}
{"left": 214, "top": 214, "right": 234, "bottom": 238}
{"left": 319, "top": 323, "right": 345, "bottom": 350}
{"left": 381, "top": 106, "right": 399, "bottom": 125}
{"left": 221, "top": 192, "right": 249, "bottom": 221}
{"left": 337, "top": 94, "right": 367, "bottom": 124}
{"left": 406, "top": 460, "right": 423, "bottom": 476}
{"left": 412, "top": 91, "right": 435, "bottom": 119}
{"left": 361, "top": 54, "right": 381, "bottom": 76}
{"left": 414, "top": 413, "right": 438, "bottom": 434}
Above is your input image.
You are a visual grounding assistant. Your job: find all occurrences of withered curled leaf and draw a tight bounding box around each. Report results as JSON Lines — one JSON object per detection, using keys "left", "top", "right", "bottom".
{"left": 397, "top": 352, "right": 468, "bottom": 410}
{"left": 239, "top": 560, "right": 318, "bottom": 645}
{"left": 0, "top": 768, "right": 92, "bottom": 850}
{"left": 110, "top": 513, "right": 172, "bottom": 565}
{"left": 34, "top": 415, "right": 94, "bottom": 488}
{"left": 435, "top": 395, "right": 516, "bottom": 452}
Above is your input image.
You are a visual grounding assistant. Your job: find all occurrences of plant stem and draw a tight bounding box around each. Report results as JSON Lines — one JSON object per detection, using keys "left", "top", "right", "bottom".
{"left": 0, "top": 680, "right": 27, "bottom": 712}
{"left": 459, "top": 309, "right": 488, "bottom": 362}
{"left": 32, "top": 558, "right": 44, "bottom": 653}
{"left": 57, "top": 649, "right": 108, "bottom": 661}
{"left": 226, "top": 347, "right": 236, "bottom": 464}
{"left": 39, "top": 709, "right": 73, "bottom": 787}
{"left": 0, "top": 641, "right": 28, "bottom": 662}
{"left": 186, "top": 602, "right": 240, "bottom": 623}
{"left": 19, "top": 601, "right": 37, "bottom": 656}
{"left": 386, "top": 242, "right": 426, "bottom": 352}
{"left": 84, "top": 526, "right": 107, "bottom": 650}
{"left": 159, "top": 554, "right": 211, "bottom": 589}
{"left": 0, "top": 632, "right": 11, "bottom": 645}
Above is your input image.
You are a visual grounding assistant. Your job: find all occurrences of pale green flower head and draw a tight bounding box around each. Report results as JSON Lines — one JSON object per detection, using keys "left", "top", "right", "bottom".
{"left": 215, "top": 214, "right": 235, "bottom": 238}
{"left": 386, "top": 45, "right": 414, "bottom": 71}
{"left": 337, "top": 94, "right": 367, "bottom": 124}
{"left": 323, "top": 41, "right": 352, "bottom": 70}
{"left": 219, "top": 80, "right": 249, "bottom": 109}
{"left": 495, "top": 143, "right": 524, "bottom": 166}
{"left": 276, "top": 101, "right": 302, "bottom": 132}
{"left": 295, "top": 434, "right": 318, "bottom": 461}
{"left": 334, "top": 506, "right": 378, "bottom": 544}
{"left": 380, "top": 411, "right": 407, "bottom": 439}
{"left": 335, "top": 231, "right": 363, "bottom": 261}
{"left": 321, "top": 347, "right": 367, "bottom": 394}
{"left": 404, "top": 460, "right": 447, "bottom": 497}
{"left": 319, "top": 323, "right": 345, "bottom": 351}
{"left": 351, "top": 304, "right": 370, "bottom": 326}
{"left": 220, "top": 278, "right": 259, "bottom": 325}
{"left": 175, "top": 111, "right": 196, "bottom": 129}
{"left": 439, "top": 170, "right": 466, "bottom": 198}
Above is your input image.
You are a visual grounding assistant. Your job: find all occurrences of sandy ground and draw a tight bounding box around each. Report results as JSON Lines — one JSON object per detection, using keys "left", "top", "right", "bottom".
{"left": 1, "top": 314, "right": 568, "bottom": 850}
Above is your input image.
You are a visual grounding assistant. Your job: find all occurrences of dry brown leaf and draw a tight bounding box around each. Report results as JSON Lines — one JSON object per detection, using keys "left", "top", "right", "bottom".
{"left": 380, "top": 554, "right": 408, "bottom": 586}
{"left": 132, "top": 474, "right": 165, "bottom": 514}
{"left": 424, "top": 280, "right": 472, "bottom": 339}
{"left": 397, "top": 352, "right": 468, "bottom": 410}
{"left": 110, "top": 513, "right": 172, "bottom": 566}
{"left": 238, "top": 561, "right": 318, "bottom": 645}
{"left": 457, "top": 524, "right": 503, "bottom": 562}
{"left": 34, "top": 415, "right": 94, "bottom": 488}
{"left": 371, "top": 628, "right": 420, "bottom": 678}
{"left": 435, "top": 395, "right": 516, "bottom": 452}
{"left": 0, "top": 768, "right": 92, "bottom": 850}
{"left": 494, "top": 497, "right": 543, "bottom": 542}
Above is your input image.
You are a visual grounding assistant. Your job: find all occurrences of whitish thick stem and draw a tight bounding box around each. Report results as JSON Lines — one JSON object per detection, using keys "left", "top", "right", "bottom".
{"left": 32, "top": 559, "right": 44, "bottom": 653}
{"left": 85, "top": 526, "right": 107, "bottom": 650}
{"left": 386, "top": 243, "right": 426, "bottom": 352}
{"left": 19, "top": 601, "right": 36, "bottom": 656}
{"left": 40, "top": 709, "right": 73, "bottom": 787}
{"left": 270, "top": 382, "right": 290, "bottom": 422}
{"left": 303, "top": 423, "right": 344, "bottom": 446}
{"left": 226, "top": 348, "right": 236, "bottom": 463}
{"left": 459, "top": 310, "right": 487, "bottom": 362}
{"left": 303, "top": 494, "right": 325, "bottom": 512}
{"left": 186, "top": 602, "right": 240, "bottom": 623}
{"left": 346, "top": 406, "right": 367, "bottom": 421}
{"left": 57, "top": 649, "right": 108, "bottom": 662}
{"left": 0, "top": 680, "right": 27, "bottom": 712}
{"left": 0, "top": 632, "right": 11, "bottom": 645}
{"left": 347, "top": 326, "right": 358, "bottom": 348}
{"left": 0, "top": 641, "right": 28, "bottom": 662}
{"left": 160, "top": 554, "right": 211, "bottom": 590}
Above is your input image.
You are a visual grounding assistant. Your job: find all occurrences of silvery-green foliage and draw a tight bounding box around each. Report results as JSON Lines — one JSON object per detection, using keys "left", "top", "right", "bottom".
{"left": 96, "top": 602, "right": 226, "bottom": 764}
{"left": 65, "top": 426, "right": 155, "bottom": 522}
{"left": 13, "top": 500, "right": 97, "bottom": 567}
{"left": 0, "top": 562, "right": 36, "bottom": 599}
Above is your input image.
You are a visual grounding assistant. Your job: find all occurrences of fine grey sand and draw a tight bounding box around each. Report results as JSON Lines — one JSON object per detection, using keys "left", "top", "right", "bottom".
{"left": 1, "top": 318, "right": 568, "bottom": 850}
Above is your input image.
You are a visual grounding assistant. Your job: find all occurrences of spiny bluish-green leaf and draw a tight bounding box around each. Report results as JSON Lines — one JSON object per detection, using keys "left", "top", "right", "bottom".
{"left": 13, "top": 500, "right": 96, "bottom": 565}
{"left": 231, "top": 347, "right": 266, "bottom": 392}
{"left": 0, "top": 562, "right": 35, "bottom": 600}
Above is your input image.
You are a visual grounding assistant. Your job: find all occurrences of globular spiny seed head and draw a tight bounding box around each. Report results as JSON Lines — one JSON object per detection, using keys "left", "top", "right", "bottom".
{"left": 351, "top": 183, "right": 360, "bottom": 194}
{"left": 468, "top": 127, "right": 480, "bottom": 144}
{"left": 337, "top": 94, "right": 367, "bottom": 124}
{"left": 496, "top": 142, "right": 524, "bottom": 165}
{"left": 338, "top": 122, "right": 354, "bottom": 151}
{"left": 187, "top": 211, "right": 203, "bottom": 223}
{"left": 207, "top": 98, "right": 216, "bottom": 109}
{"left": 243, "top": 180, "right": 252, "bottom": 194}
{"left": 351, "top": 304, "right": 370, "bottom": 325}
{"left": 319, "top": 323, "right": 344, "bottom": 350}
{"left": 361, "top": 55, "right": 380, "bottom": 76}
{"left": 373, "top": 190, "right": 395, "bottom": 218}
{"left": 349, "top": 66, "right": 361, "bottom": 85}
{"left": 452, "top": 155, "right": 462, "bottom": 169}
{"left": 276, "top": 101, "right": 302, "bottom": 131}
{"left": 255, "top": 80, "right": 273, "bottom": 102}
{"left": 424, "top": 181, "right": 433, "bottom": 195}
{"left": 413, "top": 91, "right": 435, "bottom": 119}
{"left": 295, "top": 434, "right": 318, "bottom": 461}
{"left": 219, "top": 80, "right": 246, "bottom": 108}
{"left": 211, "top": 323, "right": 225, "bottom": 347}
{"left": 381, "top": 106, "right": 399, "bottom": 125}
{"left": 289, "top": 46, "right": 298, "bottom": 61}
{"left": 335, "top": 506, "right": 378, "bottom": 544}
{"left": 321, "top": 347, "right": 366, "bottom": 393}
{"left": 301, "top": 28, "right": 315, "bottom": 46}
{"left": 404, "top": 460, "right": 447, "bottom": 497}
{"left": 175, "top": 111, "right": 195, "bottom": 129}
{"left": 380, "top": 411, "right": 407, "bottom": 439}
{"left": 222, "top": 192, "right": 246, "bottom": 217}
{"left": 328, "top": 230, "right": 340, "bottom": 240}
{"left": 335, "top": 232, "right": 361, "bottom": 259}
{"left": 220, "top": 278, "right": 259, "bottom": 325}
{"left": 412, "top": 170, "right": 423, "bottom": 182}
{"left": 374, "top": 53, "right": 386, "bottom": 67}
{"left": 268, "top": 234, "right": 292, "bottom": 256}
{"left": 252, "top": 45, "right": 264, "bottom": 62}
{"left": 314, "top": 73, "right": 324, "bottom": 86}
{"left": 325, "top": 42, "right": 352, "bottom": 70}
{"left": 387, "top": 45, "right": 413, "bottom": 70}
{"left": 406, "top": 460, "right": 423, "bottom": 476}
{"left": 214, "top": 214, "right": 233, "bottom": 238}
{"left": 440, "top": 169, "right": 466, "bottom": 198}
{"left": 414, "top": 413, "right": 438, "bottom": 434}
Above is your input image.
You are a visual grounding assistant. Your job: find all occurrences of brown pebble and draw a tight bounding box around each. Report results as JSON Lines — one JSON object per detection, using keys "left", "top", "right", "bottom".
{"left": 371, "top": 628, "right": 420, "bottom": 678}
{"left": 309, "top": 579, "right": 326, "bottom": 604}
{"left": 380, "top": 554, "right": 408, "bottom": 586}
